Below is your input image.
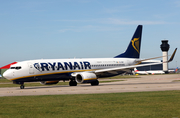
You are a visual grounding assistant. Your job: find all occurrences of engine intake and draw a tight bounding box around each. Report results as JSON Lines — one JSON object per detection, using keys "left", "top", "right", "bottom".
{"left": 75, "top": 73, "right": 97, "bottom": 83}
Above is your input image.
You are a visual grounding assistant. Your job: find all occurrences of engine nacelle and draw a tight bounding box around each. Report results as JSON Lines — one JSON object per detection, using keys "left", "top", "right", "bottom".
{"left": 75, "top": 73, "right": 97, "bottom": 83}
{"left": 40, "top": 80, "right": 59, "bottom": 85}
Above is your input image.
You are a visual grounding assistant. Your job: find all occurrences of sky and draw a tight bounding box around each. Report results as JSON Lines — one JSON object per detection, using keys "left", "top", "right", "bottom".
{"left": 0, "top": 0, "right": 180, "bottom": 68}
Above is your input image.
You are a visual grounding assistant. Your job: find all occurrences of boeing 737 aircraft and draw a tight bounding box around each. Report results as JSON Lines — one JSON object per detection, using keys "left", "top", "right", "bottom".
{"left": 3, "top": 25, "right": 177, "bottom": 89}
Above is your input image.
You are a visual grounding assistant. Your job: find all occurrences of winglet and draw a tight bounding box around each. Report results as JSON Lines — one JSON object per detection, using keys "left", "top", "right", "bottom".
{"left": 167, "top": 48, "right": 177, "bottom": 62}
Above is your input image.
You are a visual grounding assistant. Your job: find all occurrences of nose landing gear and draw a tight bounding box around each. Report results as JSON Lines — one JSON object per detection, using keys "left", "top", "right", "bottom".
{"left": 13, "top": 81, "right": 25, "bottom": 89}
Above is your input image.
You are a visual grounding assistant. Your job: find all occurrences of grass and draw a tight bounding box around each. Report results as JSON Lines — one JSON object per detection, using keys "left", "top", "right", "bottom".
{"left": 0, "top": 79, "right": 12, "bottom": 83}
{"left": 0, "top": 91, "right": 180, "bottom": 118}
{"left": 0, "top": 82, "right": 69, "bottom": 88}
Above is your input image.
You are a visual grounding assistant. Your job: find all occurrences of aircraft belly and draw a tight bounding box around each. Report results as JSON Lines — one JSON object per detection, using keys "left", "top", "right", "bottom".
{"left": 97, "top": 70, "right": 126, "bottom": 78}
{"left": 13, "top": 73, "right": 72, "bottom": 82}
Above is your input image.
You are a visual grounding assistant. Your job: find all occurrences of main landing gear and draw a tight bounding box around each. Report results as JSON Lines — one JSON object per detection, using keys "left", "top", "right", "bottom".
{"left": 69, "top": 80, "right": 77, "bottom": 86}
{"left": 20, "top": 84, "right": 25, "bottom": 89}
{"left": 69, "top": 80, "right": 99, "bottom": 86}
{"left": 91, "top": 80, "right": 99, "bottom": 86}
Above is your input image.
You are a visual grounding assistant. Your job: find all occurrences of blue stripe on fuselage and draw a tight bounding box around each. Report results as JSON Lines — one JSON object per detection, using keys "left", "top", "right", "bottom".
{"left": 11, "top": 69, "right": 95, "bottom": 82}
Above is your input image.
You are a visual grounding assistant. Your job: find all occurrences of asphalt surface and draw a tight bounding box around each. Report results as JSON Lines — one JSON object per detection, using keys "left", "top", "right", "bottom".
{"left": 0, "top": 74, "right": 180, "bottom": 97}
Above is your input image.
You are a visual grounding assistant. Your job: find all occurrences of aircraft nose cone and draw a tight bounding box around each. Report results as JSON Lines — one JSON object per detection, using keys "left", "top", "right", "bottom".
{"left": 3, "top": 70, "right": 12, "bottom": 80}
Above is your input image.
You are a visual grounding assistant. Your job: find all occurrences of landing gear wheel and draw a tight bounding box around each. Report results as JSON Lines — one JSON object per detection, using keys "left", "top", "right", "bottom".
{"left": 91, "top": 80, "right": 99, "bottom": 86}
{"left": 69, "top": 80, "right": 77, "bottom": 86}
{"left": 20, "top": 85, "right": 24, "bottom": 89}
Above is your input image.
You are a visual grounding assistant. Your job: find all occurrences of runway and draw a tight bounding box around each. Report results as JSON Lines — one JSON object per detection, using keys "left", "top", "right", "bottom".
{"left": 0, "top": 74, "right": 180, "bottom": 97}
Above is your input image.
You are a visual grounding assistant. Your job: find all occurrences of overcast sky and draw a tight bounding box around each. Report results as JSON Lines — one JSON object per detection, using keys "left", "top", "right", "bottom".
{"left": 0, "top": 0, "right": 180, "bottom": 68}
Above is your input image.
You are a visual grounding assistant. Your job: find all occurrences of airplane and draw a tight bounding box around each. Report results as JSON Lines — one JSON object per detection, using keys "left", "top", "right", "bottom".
{"left": 134, "top": 66, "right": 179, "bottom": 75}
{"left": 3, "top": 25, "right": 177, "bottom": 89}
{"left": 133, "top": 68, "right": 165, "bottom": 75}
{"left": 168, "top": 67, "right": 179, "bottom": 73}
{"left": 133, "top": 68, "right": 148, "bottom": 75}
{"left": 174, "top": 67, "right": 179, "bottom": 72}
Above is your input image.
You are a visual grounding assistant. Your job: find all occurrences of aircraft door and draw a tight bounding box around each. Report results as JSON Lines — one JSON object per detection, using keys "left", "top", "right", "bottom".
{"left": 28, "top": 62, "right": 34, "bottom": 74}
{"left": 12, "top": 70, "right": 15, "bottom": 77}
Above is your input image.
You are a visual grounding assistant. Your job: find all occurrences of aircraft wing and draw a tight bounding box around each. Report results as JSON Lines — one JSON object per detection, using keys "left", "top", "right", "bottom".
{"left": 94, "top": 48, "right": 177, "bottom": 74}
{"left": 94, "top": 62, "right": 162, "bottom": 74}
{"left": 135, "top": 48, "right": 177, "bottom": 64}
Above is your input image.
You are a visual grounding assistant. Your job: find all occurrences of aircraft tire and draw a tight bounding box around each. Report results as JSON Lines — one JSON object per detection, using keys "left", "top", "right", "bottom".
{"left": 20, "top": 85, "right": 24, "bottom": 89}
{"left": 69, "top": 81, "right": 77, "bottom": 86}
{"left": 91, "top": 80, "right": 99, "bottom": 86}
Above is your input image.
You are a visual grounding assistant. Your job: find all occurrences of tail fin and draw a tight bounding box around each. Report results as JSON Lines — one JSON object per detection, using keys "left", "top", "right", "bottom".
{"left": 134, "top": 68, "right": 138, "bottom": 72}
{"left": 175, "top": 67, "right": 178, "bottom": 72}
{"left": 114, "top": 25, "right": 143, "bottom": 58}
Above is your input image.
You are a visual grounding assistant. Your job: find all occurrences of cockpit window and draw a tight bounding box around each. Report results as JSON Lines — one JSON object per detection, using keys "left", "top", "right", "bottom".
{"left": 16, "top": 67, "right": 21, "bottom": 69}
{"left": 10, "top": 66, "right": 22, "bottom": 70}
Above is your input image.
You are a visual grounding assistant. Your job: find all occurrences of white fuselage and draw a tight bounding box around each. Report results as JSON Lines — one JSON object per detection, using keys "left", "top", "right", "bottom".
{"left": 3, "top": 58, "right": 137, "bottom": 82}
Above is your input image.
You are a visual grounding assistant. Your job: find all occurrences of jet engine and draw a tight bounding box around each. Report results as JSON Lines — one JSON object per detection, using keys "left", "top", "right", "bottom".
{"left": 75, "top": 72, "right": 97, "bottom": 83}
{"left": 40, "top": 80, "right": 59, "bottom": 85}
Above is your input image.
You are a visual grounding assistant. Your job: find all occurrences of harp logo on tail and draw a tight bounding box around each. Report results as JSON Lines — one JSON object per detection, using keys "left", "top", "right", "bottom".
{"left": 131, "top": 38, "right": 140, "bottom": 54}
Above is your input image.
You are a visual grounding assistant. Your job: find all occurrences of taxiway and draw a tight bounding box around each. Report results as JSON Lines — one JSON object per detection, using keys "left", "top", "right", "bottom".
{"left": 0, "top": 74, "right": 180, "bottom": 97}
